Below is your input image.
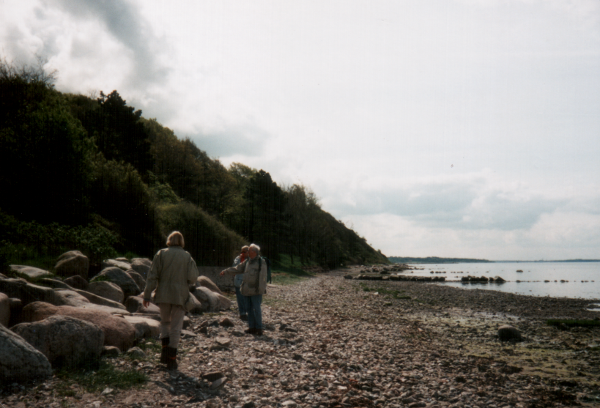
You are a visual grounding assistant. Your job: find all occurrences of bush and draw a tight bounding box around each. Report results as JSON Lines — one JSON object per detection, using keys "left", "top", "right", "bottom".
{"left": 0, "top": 210, "right": 119, "bottom": 268}
{"left": 157, "top": 202, "right": 245, "bottom": 266}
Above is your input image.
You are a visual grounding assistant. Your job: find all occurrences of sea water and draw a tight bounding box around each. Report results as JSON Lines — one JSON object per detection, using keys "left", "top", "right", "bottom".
{"left": 402, "top": 262, "right": 600, "bottom": 301}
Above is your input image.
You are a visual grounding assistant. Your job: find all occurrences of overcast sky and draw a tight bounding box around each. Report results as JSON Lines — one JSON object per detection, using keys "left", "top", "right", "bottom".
{"left": 2, "top": 0, "right": 600, "bottom": 260}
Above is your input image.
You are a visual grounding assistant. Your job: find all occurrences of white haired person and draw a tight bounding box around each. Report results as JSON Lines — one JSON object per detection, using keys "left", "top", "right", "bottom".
{"left": 220, "top": 243, "right": 267, "bottom": 335}
{"left": 143, "top": 231, "right": 199, "bottom": 369}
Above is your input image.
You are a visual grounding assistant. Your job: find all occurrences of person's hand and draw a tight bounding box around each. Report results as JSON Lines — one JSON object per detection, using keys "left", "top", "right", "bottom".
{"left": 219, "top": 271, "right": 225, "bottom": 276}
{"left": 142, "top": 300, "right": 149, "bottom": 308}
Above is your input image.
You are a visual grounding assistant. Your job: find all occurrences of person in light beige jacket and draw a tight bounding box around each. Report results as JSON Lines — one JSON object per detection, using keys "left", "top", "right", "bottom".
{"left": 143, "top": 231, "right": 198, "bottom": 370}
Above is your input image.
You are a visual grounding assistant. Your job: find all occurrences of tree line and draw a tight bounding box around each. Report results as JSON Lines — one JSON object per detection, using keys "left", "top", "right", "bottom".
{"left": 0, "top": 59, "right": 388, "bottom": 271}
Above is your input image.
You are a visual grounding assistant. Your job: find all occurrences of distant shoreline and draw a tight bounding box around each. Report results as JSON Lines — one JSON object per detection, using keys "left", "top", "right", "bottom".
{"left": 388, "top": 256, "right": 600, "bottom": 264}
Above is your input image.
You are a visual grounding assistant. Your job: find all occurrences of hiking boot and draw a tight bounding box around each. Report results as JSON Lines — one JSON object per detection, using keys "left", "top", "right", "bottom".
{"left": 160, "top": 337, "right": 170, "bottom": 364}
{"left": 244, "top": 328, "right": 257, "bottom": 335}
{"left": 166, "top": 347, "right": 178, "bottom": 370}
{"left": 256, "top": 329, "right": 264, "bottom": 336}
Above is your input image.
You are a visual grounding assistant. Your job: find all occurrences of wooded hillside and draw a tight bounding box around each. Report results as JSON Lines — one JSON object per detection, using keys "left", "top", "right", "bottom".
{"left": 0, "top": 60, "right": 388, "bottom": 271}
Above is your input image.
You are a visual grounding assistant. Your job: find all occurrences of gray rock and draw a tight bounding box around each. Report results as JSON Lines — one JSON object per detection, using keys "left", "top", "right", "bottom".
{"left": 0, "top": 324, "right": 52, "bottom": 382}
{"left": 64, "top": 275, "right": 89, "bottom": 291}
{"left": 9, "top": 265, "right": 53, "bottom": 280}
{"left": 126, "top": 346, "right": 146, "bottom": 359}
{"left": 186, "top": 291, "right": 205, "bottom": 314}
{"left": 102, "top": 259, "right": 131, "bottom": 271}
{"left": 73, "top": 289, "right": 127, "bottom": 310}
{"left": 54, "top": 251, "right": 89, "bottom": 280}
{"left": 12, "top": 315, "right": 104, "bottom": 369}
{"left": 53, "top": 289, "right": 93, "bottom": 307}
{"left": 102, "top": 346, "right": 121, "bottom": 357}
{"left": 0, "top": 278, "right": 59, "bottom": 306}
{"left": 22, "top": 301, "right": 135, "bottom": 352}
{"left": 123, "top": 315, "right": 161, "bottom": 339}
{"left": 192, "top": 286, "right": 232, "bottom": 312}
{"left": 196, "top": 275, "right": 223, "bottom": 295}
{"left": 125, "top": 295, "right": 160, "bottom": 314}
{"left": 210, "top": 376, "right": 228, "bottom": 389}
{"left": 498, "top": 325, "right": 522, "bottom": 342}
{"left": 127, "top": 270, "right": 146, "bottom": 292}
{"left": 0, "top": 292, "right": 9, "bottom": 327}
{"left": 38, "top": 278, "right": 71, "bottom": 289}
{"left": 93, "top": 267, "right": 140, "bottom": 299}
{"left": 88, "top": 281, "right": 125, "bottom": 303}
{"left": 130, "top": 258, "right": 151, "bottom": 279}
{"left": 219, "top": 317, "right": 235, "bottom": 327}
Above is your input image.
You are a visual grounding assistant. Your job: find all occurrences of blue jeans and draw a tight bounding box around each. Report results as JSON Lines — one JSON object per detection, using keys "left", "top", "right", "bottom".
{"left": 235, "top": 286, "right": 248, "bottom": 316}
{"left": 247, "top": 295, "right": 262, "bottom": 330}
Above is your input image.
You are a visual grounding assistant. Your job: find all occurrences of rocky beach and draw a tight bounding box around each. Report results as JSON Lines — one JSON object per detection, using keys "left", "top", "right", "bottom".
{"left": 2, "top": 265, "right": 600, "bottom": 408}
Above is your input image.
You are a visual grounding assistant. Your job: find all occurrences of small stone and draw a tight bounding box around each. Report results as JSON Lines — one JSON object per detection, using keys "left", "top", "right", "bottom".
{"left": 126, "top": 347, "right": 146, "bottom": 359}
{"left": 215, "top": 337, "right": 231, "bottom": 347}
{"left": 101, "top": 346, "right": 121, "bottom": 358}
{"left": 210, "top": 376, "right": 228, "bottom": 389}
{"left": 498, "top": 325, "right": 522, "bottom": 342}
{"left": 203, "top": 371, "right": 225, "bottom": 381}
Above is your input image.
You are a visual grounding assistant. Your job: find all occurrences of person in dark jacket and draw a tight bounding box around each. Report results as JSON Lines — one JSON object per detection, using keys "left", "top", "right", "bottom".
{"left": 233, "top": 245, "right": 249, "bottom": 320}
{"left": 220, "top": 243, "right": 267, "bottom": 335}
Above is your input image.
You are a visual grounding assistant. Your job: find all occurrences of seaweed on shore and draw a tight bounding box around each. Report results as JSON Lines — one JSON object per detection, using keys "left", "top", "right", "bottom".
{"left": 546, "top": 319, "right": 600, "bottom": 328}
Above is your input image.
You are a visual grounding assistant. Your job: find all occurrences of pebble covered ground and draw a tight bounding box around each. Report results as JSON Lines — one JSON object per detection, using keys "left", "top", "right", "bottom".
{"left": 1, "top": 266, "right": 600, "bottom": 407}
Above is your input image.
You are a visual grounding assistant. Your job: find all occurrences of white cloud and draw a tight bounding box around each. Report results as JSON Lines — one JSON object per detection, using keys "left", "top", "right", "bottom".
{"left": 1, "top": 0, "right": 599, "bottom": 260}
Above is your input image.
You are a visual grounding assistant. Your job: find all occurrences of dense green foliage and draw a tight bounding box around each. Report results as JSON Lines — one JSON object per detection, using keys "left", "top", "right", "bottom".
{"left": 0, "top": 59, "right": 388, "bottom": 270}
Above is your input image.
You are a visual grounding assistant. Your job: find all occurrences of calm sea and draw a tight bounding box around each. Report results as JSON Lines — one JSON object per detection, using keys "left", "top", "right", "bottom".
{"left": 402, "top": 262, "right": 600, "bottom": 301}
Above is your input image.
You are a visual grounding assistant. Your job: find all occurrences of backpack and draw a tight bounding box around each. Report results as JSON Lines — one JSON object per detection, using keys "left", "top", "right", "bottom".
{"left": 263, "top": 257, "right": 272, "bottom": 283}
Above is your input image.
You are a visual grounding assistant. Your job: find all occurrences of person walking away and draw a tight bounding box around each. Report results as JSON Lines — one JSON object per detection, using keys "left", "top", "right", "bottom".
{"left": 220, "top": 243, "right": 267, "bottom": 335}
{"left": 143, "top": 231, "right": 199, "bottom": 370}
{"left": 233, "top": 245, "right": 249, "bottom": 320}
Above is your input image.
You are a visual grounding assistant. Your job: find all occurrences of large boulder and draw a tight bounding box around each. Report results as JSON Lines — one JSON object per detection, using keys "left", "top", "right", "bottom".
{"left": 0, "top": 324, "right": 52, "bottom": 382}
{"left": 0, "top": 278, "right": 58, "bottom": 306}
{"left": 88, "top": 281, "right": 124, "bottom": 303}
{"left": 123, "top": 315, "right": 161, "bottom": 340}
{"left": 102, "top": 259, "right": 131, "bottom": 271}
{"left": 127, "top": 270, "right": 146, "bottom": 292}
{"left": 192, "top": 286, "right": 232, "bottom": 312}
{"left": 196, "top": 276, "right": 223, "bottom": 295}
{"left": 38, "top": 278, "right": 71, "bottom": 289}
{"left": 125, "top": 295, "right": 160, "bottom": 315}
{"left": 54, "top": 251, "right": 89, "bottom": 280}
{"left": 9, "top": 265, "right": 53, "bottom": 280}
{"left": 186, "top": 292, "right": 205, "bottom": 314}
{"left": 93, "top": 267, "right": 140, "bottom": 299}
{"left": 53, "top": 289, "right": 92, "bottom": 307}
{"left": 130, "top": 258, "right": 151, "bottom": 279}
{"left": 8, "top": 297, "right": 22, "bottom": 327}
{"left": 21, "top": 302, "right": 135, "bottom": 351}
{"left": 73, "top": 289, "right": 127, "bottom": 310}
{"left": 12, "top": 315, "right": 104, "bottom": 369}
{"left": 64, "top": 275, "right": 89, "bottom": 291}
{"left": 0, "top": 292, "right": 9, "bottom": 327}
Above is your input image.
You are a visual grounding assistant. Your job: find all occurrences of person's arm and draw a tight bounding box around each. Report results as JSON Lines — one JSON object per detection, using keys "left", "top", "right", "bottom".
{"left": 143, "top": 251, "right": 161, "bottom": 307}
{"left": 187, "top": 256, "right": 199, "bottom": 285}
{"left": 220, "top": 261, "right": 245, "bottom": 276}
